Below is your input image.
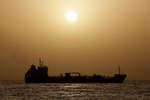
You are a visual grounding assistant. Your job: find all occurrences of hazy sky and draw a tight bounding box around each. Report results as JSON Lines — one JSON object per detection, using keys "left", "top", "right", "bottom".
{"left": 0, "top": 0, "right": 150, "bottom": 80}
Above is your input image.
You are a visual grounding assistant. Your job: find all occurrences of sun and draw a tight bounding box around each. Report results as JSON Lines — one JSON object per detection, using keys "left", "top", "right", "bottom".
{"left": 66, "top": 11, "right": 78, "bottom": 22}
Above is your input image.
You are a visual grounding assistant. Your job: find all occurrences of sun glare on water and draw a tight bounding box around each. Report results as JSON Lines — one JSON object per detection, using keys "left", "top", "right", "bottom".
{"left": 66, "top": 11, "right": 78, "bottom": 22}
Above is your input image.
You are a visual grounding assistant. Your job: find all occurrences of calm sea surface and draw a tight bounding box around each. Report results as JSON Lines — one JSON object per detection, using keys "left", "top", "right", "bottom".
{"left": 0, "top": 80, "right": 150, "bottom": 100}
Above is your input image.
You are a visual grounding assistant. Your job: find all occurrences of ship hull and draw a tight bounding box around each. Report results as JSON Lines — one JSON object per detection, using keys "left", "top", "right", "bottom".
{"left": 25, "top": 74, "right": 127, "bottom": 83}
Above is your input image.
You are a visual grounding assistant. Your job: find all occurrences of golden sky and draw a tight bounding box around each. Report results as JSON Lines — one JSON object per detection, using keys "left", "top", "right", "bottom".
{"left": 0, "top": 0, "right": 150, "bottom": 80}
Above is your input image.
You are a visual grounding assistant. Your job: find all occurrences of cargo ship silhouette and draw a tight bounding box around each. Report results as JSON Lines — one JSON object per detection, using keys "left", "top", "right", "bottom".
{"left": 25, "top": 59, "right": 127, "bottom": 83}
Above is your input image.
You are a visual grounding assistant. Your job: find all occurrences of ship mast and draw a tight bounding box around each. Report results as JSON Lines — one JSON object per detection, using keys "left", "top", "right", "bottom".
{"left": 39, "top": 57, "right": 44, "bottom": 67}
{"left": 118, "top": 66, "right": 120, "bottom": 75}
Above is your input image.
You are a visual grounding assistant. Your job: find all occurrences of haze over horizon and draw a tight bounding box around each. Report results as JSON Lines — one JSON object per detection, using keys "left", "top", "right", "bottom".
{"left": 0, "top": 0, "right": 150, "bottom": 80}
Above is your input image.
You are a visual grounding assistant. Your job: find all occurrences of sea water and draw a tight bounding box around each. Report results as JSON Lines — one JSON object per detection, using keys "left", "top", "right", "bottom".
{"left": 0, "top": 80, "right": 150, "bottom": 100}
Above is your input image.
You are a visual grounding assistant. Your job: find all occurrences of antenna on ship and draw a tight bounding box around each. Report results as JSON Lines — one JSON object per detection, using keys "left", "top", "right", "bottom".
{"left": 39, "top": 57, "right": 44, "bottom": 67}
{"left": 118, "top": 66, "right": 120, "bottom": 75}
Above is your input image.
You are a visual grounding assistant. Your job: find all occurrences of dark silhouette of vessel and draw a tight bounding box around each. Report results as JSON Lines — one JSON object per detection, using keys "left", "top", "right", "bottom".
{"left": 25, "top": 59, "right": 127, "bottom": 83}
